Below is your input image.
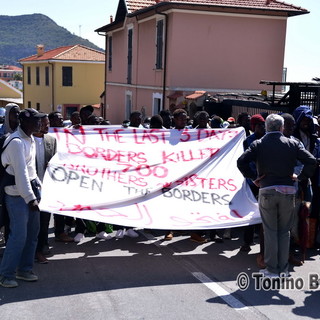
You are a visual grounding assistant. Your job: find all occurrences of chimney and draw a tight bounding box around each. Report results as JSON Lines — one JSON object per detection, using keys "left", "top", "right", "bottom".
{"left": 110, "top": 15, "right": 113, "bottom": 23}
{"left": 36, "top": 44, "right": 45, "bottom": 57}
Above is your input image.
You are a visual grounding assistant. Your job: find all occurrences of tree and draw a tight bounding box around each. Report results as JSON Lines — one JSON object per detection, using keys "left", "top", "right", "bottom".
{"left": 13, "top": 73, "right": 22, "bottom": 81}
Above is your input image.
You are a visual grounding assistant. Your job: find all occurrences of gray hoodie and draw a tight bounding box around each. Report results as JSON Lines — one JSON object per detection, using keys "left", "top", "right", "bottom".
{"left": 0, "top": 103, "right": 20, "bottom": 136}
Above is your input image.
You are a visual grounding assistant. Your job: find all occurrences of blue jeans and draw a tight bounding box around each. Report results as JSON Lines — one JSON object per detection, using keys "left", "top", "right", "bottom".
{"left": 0, "top": 194, "right": 40, "bottom": 279}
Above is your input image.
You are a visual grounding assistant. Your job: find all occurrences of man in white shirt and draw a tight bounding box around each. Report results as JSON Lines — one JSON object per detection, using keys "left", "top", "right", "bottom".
{"left": 0, "top": 108, "right": 45, "bottom": 288}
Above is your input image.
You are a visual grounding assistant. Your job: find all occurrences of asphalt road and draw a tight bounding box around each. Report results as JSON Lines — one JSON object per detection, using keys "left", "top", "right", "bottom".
{"left": 0, "top": 225, "right": 319, "bottom": 320}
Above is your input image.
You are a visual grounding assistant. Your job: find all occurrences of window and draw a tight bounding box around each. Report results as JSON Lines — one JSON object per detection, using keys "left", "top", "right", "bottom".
{"left": 108, "top": 36, "right": 112, "bottom": 71}
{"left": 27, "top": 101, "right": 31, "bottom": 108}
{"left": 156, "top": 20, "right": 164, "bottom": 69}
{"left": 153, "top": 93, "right": 163, "bottom": 115}
{"left": 45, "top": 66, "right": 49, "bottom": 86}
{"left": 62, "top": 66, "right": 72, "bottom": 86}
{"left": 36, "top": 67, "right": 40, "bottom": 85}
{"left": 65, "top": 105, "right": 80, "bottom": 120}
{"left": 127, "top": 29, "right": 133, "bottom": 84}
{"left": 36, "top": 103, "right": 40, "bottom": 111}
{"left": 27, "top": 67, "right": 31, "bottom": 85}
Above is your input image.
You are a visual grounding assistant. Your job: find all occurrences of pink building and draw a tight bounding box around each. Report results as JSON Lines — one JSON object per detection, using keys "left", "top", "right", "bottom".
{"left": 0, "top": 65, "right": 22, "bottom": 82}
{"left": 96, "top": 0, "right": 308, "bottom": 124}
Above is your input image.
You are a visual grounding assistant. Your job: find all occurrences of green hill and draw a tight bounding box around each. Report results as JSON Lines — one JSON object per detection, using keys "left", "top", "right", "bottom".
{"left": 0, "top": 13, "right": 104, "bottom": 66}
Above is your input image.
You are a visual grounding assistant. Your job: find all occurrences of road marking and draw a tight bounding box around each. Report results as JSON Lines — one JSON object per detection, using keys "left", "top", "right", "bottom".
{"left": 140, "top": 230, "right": 250, "bottom": 312}
{"left": 138, "top": 230, "right": 164, "bottom": 247}
{"left": 192, "top": 272, "right": 248, "bottom": 310}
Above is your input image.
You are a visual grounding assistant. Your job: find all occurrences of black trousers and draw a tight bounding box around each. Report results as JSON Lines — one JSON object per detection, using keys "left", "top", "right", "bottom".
{"left": 54, "top": 214, "right": 74, "bottom": 236}
{"left": 37, "top": 211, "right": 51, "bottom": 252}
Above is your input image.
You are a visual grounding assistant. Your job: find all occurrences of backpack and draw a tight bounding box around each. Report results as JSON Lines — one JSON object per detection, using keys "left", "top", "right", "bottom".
{"left": 0, "top": 134, "right": 20, "bottom": 185}
{"left": 0, "top": 135, "right": 20, "bottom": 226}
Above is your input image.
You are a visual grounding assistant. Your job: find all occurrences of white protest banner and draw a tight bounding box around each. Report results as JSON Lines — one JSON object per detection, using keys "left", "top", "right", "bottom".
{"left": 40, "top": 126, "right": 260, "bottom": 229}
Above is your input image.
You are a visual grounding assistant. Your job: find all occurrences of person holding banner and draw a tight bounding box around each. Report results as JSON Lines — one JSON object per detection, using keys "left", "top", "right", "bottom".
{"left": 164, "top": 108, "right": 188, "bottom": 241}
{"left": 73, "top": 114, "right": 113, "bottom": 242}
{"left": 114, "top": 111, "right": 144, "bottom": 239}
{"left": 189, "top": 111, "right": 223, "bottom": 243}
{"left": 149, "top": 115, "right": 164, "bottom": 129}
{"left": 194, "top": 111, "right": 211, "bottom": 129}
{"left": 33, "top": 114, "right": 57, "bottom": 263}
{"left": 129, "top": 110, "right": 143, "bottom": 128}
{"left": 240, "top": 114, "right": 265, "bottom": 253}
{"left": 237, "top": 114, "right": 316, "bottom": 278}
{"left": 48, "top": 112, "right": 74, "bottom": 243}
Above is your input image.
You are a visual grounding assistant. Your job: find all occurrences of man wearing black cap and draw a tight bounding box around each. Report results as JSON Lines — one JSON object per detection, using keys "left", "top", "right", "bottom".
{"left": 0, "top": 108, "right": 45, "bottom": 287}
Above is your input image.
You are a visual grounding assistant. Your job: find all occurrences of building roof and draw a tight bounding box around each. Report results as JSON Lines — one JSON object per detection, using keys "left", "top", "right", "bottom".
{"left": 96, "top": 0, "right": 308, "bottom": 33}
{"left": 125, "top": 0, "right": 308, "bottom": 15}
{"left": 0, "top": 65, "right": 22, "bottom": 72}
{"left": 0, "top": 97, "right": 23, "bottom": 105}
{"left": 19, "top": 45, "right": 105, "bottom": 63}
{"left": 185, "top": 90, "right": 207, "bottom": 100}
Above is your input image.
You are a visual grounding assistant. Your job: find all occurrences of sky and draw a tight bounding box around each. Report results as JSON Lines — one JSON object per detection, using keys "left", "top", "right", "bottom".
{"left": 1, "top": 0, "right": 319, "bottom": 82}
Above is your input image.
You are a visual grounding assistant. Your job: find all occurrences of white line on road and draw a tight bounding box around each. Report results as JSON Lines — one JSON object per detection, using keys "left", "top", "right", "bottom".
{"left": 139, "top": 230, "right": 252, "bottom": 314}
{"left": 192, "top": 272, "right": 248, "bottom": 310}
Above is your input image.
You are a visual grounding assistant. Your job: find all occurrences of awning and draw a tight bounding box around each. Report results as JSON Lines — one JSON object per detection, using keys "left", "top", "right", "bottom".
{"left": 185, "top": 91, "right": 206, "bottom": 100}
{"left": 0, "top": 97, "right": 23, "bottom": 105}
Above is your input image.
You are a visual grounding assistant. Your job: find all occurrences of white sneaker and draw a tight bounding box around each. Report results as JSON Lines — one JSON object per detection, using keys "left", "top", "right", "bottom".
{"left": 74, "top": 233, "right": 85, "bottom": 243}
{"left": 115, "top": 229, "right": 125, "bottom": 239}
{"left": 259, "top": 269, "right": 279, "bottom": 278}
{"left": 125, "top": 228, "right": 139, "bottom": 238}
{"left": 96, "top": 231, "right": 112, "bottom": 240}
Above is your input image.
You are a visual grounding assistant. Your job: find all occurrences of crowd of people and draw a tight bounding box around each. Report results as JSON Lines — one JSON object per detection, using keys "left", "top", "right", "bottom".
{"left": 0, "top": 102, "right": 319, "bottom": 287}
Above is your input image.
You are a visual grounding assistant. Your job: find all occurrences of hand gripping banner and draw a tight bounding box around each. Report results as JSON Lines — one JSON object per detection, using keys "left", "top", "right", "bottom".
{"left": 40, "top": 126, "right": 260, "bottom": 230}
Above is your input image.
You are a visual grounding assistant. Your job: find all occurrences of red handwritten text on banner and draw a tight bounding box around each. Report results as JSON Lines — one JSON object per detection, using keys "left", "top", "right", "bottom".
{"left": 40, "top": 126, "right": 260, "bottom": 229}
